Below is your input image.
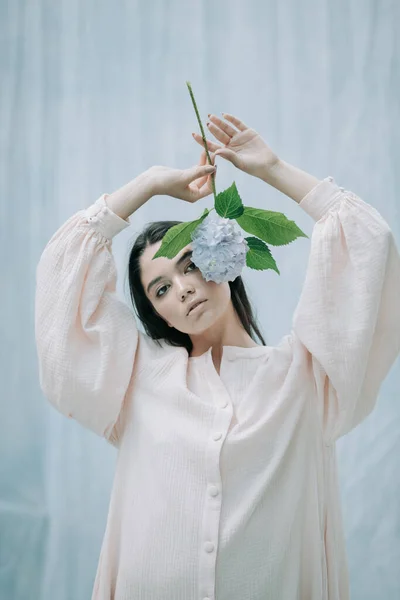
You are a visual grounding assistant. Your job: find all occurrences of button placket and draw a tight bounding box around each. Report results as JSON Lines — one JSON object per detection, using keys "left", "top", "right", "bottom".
{"left": 198, "top": 349, "right": 232, "bottom": 600}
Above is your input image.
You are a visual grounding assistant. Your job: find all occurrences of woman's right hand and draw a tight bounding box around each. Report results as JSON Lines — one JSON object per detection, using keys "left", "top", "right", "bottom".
{"left": 149, "top": 149, "right": 217, "bottom": 203}
{"left": 106, "top": 150, "right": 217, "bottom": 222}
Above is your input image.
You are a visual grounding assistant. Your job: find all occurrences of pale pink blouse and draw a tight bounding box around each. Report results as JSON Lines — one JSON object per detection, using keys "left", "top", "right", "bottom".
{"left": 35, "top": 176, "right": 400, "bottom": 599}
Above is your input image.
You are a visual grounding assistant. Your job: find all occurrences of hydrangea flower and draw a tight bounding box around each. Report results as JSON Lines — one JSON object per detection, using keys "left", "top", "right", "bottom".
{"left": 190, "top": 212, "right": 249, "bottom": 283}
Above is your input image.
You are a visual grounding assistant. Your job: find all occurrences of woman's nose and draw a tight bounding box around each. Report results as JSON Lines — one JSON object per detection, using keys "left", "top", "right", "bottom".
{"left": 180, "top": 287, "right": 194, "bottom": 299}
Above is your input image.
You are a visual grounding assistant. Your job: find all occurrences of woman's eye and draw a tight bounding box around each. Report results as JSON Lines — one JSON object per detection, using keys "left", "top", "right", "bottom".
{"left": 156, "top": 263, "right": 197, "bottom": 298}
{"left": 156, "top": 285, "right": 168, "bottom": 298}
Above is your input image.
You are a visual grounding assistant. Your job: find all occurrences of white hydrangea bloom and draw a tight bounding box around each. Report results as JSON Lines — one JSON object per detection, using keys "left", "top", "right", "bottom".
{"left": 190, "top": 212, "right": 249, "bottom": 283}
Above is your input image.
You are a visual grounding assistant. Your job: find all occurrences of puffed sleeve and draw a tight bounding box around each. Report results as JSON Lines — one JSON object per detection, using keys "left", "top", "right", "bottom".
{"left": 291, "top": 177, "right": 400, "bottom": 445}
{"left": 35, "top": 193, "right": 141, "bottom": 447}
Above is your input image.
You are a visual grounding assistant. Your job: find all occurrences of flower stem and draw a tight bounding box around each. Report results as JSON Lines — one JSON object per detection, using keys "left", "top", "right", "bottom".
{"left": 186, "top": 81, "right": 217, "bottom": 203}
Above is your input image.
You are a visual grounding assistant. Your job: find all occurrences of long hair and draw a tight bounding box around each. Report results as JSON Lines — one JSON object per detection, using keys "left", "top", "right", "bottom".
{"left": 125, "top": 220, "right": 267, "bottom": 355}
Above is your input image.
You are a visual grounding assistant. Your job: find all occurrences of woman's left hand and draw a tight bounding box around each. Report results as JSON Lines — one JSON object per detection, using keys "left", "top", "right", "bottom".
{"left": 149, "top": 150, "right": 217, "bottom": 203}
{"left": 192, "top": 113, "right": 280, "bottom": 181}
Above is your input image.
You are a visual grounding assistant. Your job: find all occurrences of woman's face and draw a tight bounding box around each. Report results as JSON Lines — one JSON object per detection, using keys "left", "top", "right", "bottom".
{"left": 140, "top": 241, "right": 231, "bottom": 335}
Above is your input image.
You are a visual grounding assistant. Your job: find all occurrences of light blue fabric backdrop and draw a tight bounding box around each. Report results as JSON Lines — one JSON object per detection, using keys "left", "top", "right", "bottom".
{"left": 1, "top": 1, "right": 399, "bottom": 598}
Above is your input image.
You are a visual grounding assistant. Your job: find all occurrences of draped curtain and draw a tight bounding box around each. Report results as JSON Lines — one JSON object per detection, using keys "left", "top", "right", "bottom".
{"left": 1, "top": 1, "right": 399, "bottom": 598}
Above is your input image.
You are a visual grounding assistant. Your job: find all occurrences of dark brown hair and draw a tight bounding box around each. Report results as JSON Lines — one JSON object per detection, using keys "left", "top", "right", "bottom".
{"left": 125, "top": 220, "right": 266, "bottom": 355}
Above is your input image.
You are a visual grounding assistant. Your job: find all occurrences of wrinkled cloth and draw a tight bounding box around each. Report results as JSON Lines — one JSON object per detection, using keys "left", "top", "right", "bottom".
{"left": 35, "top": 177, "right": 400, "bottom": 599}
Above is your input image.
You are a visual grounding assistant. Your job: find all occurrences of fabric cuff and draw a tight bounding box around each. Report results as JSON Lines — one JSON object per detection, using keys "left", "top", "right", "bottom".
{"left": 85, "top": 193, "right": 131, "bottom": 240}
{"left": 299, "top": 176, "right": 345, "bottom": 222}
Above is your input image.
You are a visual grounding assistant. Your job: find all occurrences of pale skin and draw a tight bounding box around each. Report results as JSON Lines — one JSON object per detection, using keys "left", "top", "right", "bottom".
{"left": 106, "top": 114, "right": 321, "bottom": 371}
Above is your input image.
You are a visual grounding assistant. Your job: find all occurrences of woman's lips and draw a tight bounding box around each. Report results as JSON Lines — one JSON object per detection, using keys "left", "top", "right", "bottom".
{"left": 188, "top": 300, "right": 207, "bottom": 315}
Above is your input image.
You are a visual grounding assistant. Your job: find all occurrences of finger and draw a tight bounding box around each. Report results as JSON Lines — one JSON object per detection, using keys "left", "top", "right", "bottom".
{"left": 208, "top": 113, "right": 237, "bottom": 138}
{"left": 192, "top": 132, "right": 222, "bottom": 153}
{"left": 197, "top": 174, "right": 215, "bottom": 199}
{"left": 182, "top": 164, "right": 216, "bottom": 185}
{"left": 206, "top": 120, "right": 231, "bottom": 146}
{"left": 193, "top": 163, "right": 216, "bottom": 189}
{"left": 195, "top": 153, "right": 216, "bottom": 189}
{"left": 221, "top": 113, "right": 249, "bottom": 132}
{"left": 198, "top": 150, "right": 206, "bottom": 166}
{"left": 198, "top": 148, "right": 216, "bottom": 167}
{"left": 214, "top": 147, "right": 237, "bottom": 164}
{"left": 188, "top": 174, "right": 214, "bottom": 201}
{"left": 198, "top": 149, "right": 215, "bottom": 166}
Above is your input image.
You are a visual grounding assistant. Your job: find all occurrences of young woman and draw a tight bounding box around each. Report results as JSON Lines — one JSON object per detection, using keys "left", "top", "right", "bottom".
{"left": 35, "top": 114, "right": 400, "bottom": 600}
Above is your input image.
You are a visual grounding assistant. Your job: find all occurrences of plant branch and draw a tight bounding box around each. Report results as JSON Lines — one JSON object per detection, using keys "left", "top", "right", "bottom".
{"left": 186, "top": 81, "right": 217, "bottom": 203}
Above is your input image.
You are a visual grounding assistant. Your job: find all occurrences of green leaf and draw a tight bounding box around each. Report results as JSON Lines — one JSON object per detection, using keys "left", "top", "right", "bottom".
{"left": 215, "top": 182, "right": 244, "bottom": 219}
{"left": 245, "top": 237, "right": 280, "bottom": 274}
{"left": 237, "top": 207, "right": 308, "bottom": 246}
{"left": 152, "top": 209, "right": 210, "bottom": 260}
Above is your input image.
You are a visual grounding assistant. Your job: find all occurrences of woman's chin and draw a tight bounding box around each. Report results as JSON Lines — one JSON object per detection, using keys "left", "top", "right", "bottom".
{"left": 187, "top": 314, "right": 220, "bottom": 336}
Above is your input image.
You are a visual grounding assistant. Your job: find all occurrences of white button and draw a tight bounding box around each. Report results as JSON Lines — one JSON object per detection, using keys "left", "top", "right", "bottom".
{"left": 213, "top": 432, "right": 222, "bottom": 441}
{"left": 209, "top": 485, "right": 219, "bottom": 497}
{"left": 204, "top": 542, "right": 214, "bottom": 553}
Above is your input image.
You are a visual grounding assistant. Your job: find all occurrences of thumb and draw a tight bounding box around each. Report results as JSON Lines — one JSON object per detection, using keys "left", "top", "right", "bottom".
{"left": 215, "top": 148, "right": 237, "bottom": 164}
{"left": 183, "top": 164, "right": 216, "bottom": 183}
